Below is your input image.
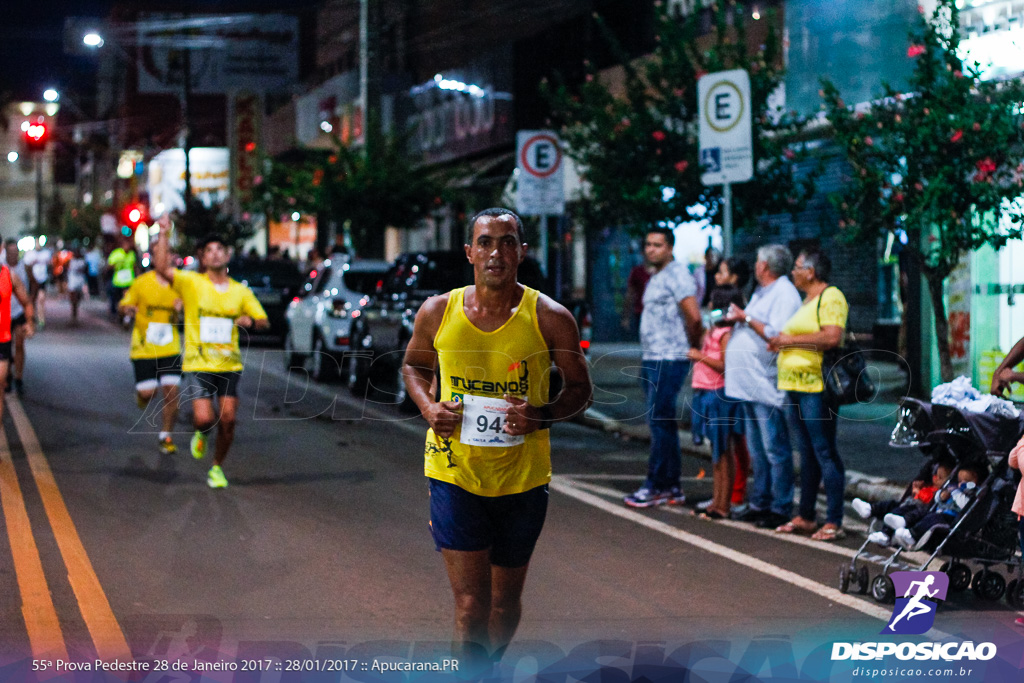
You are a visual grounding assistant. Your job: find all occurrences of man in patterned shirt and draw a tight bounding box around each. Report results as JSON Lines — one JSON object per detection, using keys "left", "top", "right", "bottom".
{"left": 624, "top": 227, "right": 703, "bottom": 508}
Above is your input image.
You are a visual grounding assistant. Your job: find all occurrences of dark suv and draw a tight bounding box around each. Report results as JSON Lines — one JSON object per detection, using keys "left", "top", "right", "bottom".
{"left": 346, "top": 250, "right": 591, "bottom": 411}
{"left": 228, "top": 258, "right": 306, "bottom": 344}
{"left": 345, "top": 251, "right": 473, "bottom": 410}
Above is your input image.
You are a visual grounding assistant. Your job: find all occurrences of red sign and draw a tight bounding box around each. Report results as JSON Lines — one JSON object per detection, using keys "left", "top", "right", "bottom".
{"left": 518, "top": 133, "right": 562, "bottom": 178}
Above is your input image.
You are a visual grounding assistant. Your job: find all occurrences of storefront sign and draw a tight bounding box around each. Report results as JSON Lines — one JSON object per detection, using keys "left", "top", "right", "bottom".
{"left": 401, "top": 48, "right": 514, "bottom": 165}
{"left": 148, "top": 147, "right": 230, "bottom": 217}
{"left": 137, "top": 13, "right": 299, "bottom": 95}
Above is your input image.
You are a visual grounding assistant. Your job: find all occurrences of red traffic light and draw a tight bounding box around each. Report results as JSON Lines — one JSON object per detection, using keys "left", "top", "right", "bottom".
{"left": 24, "top": 123, "right": 48, "bottom": 151}
{"left": 120, "top": 202, "right": 149, "bottom": 232}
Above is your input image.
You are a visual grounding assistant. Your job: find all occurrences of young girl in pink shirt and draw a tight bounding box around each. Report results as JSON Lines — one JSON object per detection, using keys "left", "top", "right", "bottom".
{"left": 688, "top": 287, "right": 746, "bottom": 519}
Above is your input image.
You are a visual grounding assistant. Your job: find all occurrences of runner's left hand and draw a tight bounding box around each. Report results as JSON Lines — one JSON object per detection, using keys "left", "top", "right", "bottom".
{"left": 503, "top": 395, "right": 542, "bottom": 436}
{"left": 236, "top": 315, "right": 254, "bottom": 329}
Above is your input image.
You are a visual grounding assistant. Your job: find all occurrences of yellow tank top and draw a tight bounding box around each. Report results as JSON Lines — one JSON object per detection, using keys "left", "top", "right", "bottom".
{"left": 424, "top": 286, "right": 552, "bottom": 497}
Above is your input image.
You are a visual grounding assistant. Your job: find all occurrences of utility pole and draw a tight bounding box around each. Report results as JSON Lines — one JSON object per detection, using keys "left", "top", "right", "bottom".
{"left": 35, "top": 152, "right": 44, "bottom": 235}
{"left": 183, "top": 42, "right": 193, "bottom": 226}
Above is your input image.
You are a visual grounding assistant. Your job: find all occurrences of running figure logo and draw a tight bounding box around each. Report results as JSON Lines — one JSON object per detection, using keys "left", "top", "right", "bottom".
{"left": 882, "top": 571, "right": 949, "bottom": 635}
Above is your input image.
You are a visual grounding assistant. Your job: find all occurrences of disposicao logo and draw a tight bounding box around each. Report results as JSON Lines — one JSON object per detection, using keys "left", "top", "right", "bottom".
{"left": 883, "top": 571, "right": 948, "bottom": 635}
{"left": 831, "top": 571, "right": 997, "bottom": 663}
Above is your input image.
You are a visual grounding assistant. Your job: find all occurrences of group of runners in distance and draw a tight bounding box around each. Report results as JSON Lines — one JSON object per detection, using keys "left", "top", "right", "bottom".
{"left": 118, "top": 216, "right": 269, "bottom": 488}
{"left": 105, "top": 209, "right": 592, "bottom": 672}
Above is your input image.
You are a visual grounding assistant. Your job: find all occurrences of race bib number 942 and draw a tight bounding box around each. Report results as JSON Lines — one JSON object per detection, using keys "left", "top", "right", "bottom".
{"left": 459, "top": 394, "right": 525, "bottom": 447}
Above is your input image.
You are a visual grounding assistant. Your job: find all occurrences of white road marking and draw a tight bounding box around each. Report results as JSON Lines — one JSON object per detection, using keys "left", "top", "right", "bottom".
{"left": 550, "top": 475, "right": 954, "bottom": 639}
{"left": 570, "top": 478, "right": 859, "bottom": 560}
{"left": 256, "top": 360, "right": 424, "bottom": 435}
{"left": 566, "top": 476, "right": 935, "bottom": 565}
{"left": 553, "top": 473, "right": 710, "bottom": 482}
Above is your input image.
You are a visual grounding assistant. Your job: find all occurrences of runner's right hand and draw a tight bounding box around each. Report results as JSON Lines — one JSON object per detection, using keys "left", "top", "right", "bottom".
{"left": 426, "top": 400, "right": 463, "bottom": 438}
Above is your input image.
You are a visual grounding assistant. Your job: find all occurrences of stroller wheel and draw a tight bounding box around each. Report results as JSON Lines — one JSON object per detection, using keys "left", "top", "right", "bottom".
{"left": 972, "top": 570, "right": 1006, "bottom": 601}
{"left": 839, "top": 564, "right": 852, "bottom": 594}
{"left": 943, "top": 562, "right": 972, "bottom": 592}
{"left": 1006, "top": 579, "right": 1024, "bottom": 608}
{"left": 871, "top": 574, "right": 895, "bottom": 604}
{"left": 856, "top": 565, "right": 870, "bottom": 595}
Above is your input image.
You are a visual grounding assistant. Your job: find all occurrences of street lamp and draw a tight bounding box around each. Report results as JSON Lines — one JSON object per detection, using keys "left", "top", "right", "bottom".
{"left": 43, "top": 89, "right": 60, "bottom": 103}
{"left": 81, "top": 28, "right": 197, "bottom": 225}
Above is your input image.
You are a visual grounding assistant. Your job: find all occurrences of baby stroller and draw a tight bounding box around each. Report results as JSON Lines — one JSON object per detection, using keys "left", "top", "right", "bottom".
{"left": 838, "top": 397, "right": 1024, "bottom": 606}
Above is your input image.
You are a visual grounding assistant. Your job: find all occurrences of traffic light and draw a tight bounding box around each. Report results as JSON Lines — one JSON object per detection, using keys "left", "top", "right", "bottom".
{"left": 24, "top": 122, "right": 48, "bottom": 151}
{"left": 120, "top": 201, "right": 149, "bottom": 235}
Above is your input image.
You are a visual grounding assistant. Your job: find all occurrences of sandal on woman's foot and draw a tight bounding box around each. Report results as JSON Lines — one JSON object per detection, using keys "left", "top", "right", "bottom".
{"left": 775, "top": 517, "right": 817, "bottom": 534}
{"left": 699, "top": 509, "right": 728, "bottom": 520}
{"left": 811, "top": 525, "right": 846, "bottom": 542}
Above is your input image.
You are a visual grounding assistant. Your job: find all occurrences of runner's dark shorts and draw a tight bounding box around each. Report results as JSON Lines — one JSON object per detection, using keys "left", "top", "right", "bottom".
{"left": 428, "top": 479, "right": 549, "bottom": 568}
{"left": 11, "top": 314, "right": 26, "bottom": 329}
{"left": 132, "top": 355, "right": 183, "bottom": 386}
{"left": 0, "top": 342, "right": 11, "bottom": 362}
{"left": 192, "top": 371, "right": 242, "bottom": 399}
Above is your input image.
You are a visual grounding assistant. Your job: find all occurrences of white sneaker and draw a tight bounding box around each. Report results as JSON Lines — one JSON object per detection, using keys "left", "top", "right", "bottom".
{"left": 893, "top": 528, "right": 915, "bottom": 549}
{"left": 852, "top": 498, "right": 872, "bottom": 519}
{"left": 868, "top": 531, "right": 891, "bottom": 545}
{"left": 883, "top": 513, "right": 907, "bottom": 530}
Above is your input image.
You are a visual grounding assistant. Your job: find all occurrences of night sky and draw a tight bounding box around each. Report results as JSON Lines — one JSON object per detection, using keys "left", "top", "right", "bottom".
{"left": 0, "top": 1, "right": 113, "bottom": 101}
{"left": 0, "top": 1, "right": 320, "bottom": 103}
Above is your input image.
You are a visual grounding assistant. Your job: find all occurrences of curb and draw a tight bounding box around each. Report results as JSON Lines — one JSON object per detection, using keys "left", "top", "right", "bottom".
{"left": 572, "top": 407, "right": 906, "bottom": 503}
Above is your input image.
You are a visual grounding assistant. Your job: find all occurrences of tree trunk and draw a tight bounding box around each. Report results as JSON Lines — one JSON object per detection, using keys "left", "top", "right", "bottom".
{"left": 924, "top": 269, "right": 954, "bottom": 383}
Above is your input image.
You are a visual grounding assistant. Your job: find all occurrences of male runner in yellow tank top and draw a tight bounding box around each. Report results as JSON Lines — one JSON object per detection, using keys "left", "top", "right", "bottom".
{"left": 403, "top": 208, "right": 593, "bottom": 672}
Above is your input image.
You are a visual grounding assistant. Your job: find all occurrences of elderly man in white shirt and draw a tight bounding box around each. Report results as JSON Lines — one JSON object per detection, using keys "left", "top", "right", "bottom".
{"left": 724, "top": 244, "right": 803, "bottom": 529}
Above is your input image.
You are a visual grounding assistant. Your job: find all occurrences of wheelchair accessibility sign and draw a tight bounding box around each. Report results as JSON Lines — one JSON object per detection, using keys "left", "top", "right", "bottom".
{"left": 883, "top": 571, "right": 949, "bottom": 635}
{"left": 701, "top": 148, "right": 722, "bottom": 174}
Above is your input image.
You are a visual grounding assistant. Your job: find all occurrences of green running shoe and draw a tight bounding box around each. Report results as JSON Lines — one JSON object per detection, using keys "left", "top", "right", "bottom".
{"left": 190, "top": 430, "right": 207, "bottom": 460}
{"left": 207, "top": 465, "right": 228, "bottom": 489}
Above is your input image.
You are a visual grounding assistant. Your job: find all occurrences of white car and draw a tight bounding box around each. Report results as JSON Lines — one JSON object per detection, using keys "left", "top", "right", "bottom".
{"left": 284, "top": 257, "right": 390, "bottom": 381}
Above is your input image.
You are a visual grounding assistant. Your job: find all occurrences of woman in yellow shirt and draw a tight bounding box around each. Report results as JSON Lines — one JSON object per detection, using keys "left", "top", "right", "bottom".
{"left": 768, "top": 249, "right": 848, "bottom": 541}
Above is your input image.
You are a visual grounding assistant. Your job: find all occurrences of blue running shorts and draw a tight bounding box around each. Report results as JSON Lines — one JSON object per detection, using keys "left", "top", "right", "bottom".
{"left": 428, "top": 479, "right": 549, "bottom": 568}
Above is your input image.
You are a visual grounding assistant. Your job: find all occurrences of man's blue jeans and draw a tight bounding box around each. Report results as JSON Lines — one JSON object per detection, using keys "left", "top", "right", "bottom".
{"left": 786, "top": 390, "right": 846, "bottom": 527}
{"left": 743, "top": 401, "right": 794, "bottom": 517}
{"left": 641, "top": 360, "right": 689, "bottom": 491}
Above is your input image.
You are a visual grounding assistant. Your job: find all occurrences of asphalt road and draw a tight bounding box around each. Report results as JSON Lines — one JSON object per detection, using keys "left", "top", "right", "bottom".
{"left": 0, "top": 297, "right": 1021, "bottom": 682}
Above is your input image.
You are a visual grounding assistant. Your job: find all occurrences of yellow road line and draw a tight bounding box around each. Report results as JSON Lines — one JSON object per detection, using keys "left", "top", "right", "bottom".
{"left": 0, "top": 427, "right": 68, "bottom": 661}
{"left": 8, "top": 397, "right": 132, "bottom": 661}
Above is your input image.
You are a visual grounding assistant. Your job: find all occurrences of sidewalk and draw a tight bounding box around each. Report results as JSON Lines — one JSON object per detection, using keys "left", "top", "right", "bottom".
{"left": 575, "top": 342, "right": 918, "bottom": 502}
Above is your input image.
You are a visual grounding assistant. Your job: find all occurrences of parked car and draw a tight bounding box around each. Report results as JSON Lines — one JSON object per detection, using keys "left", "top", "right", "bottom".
{"left": 346, "top": 251, "right": 591, "bottom": 412}
{"left": 228, "top": 258, "right": 306, "bottom": 344}
{"left": 284, "top": 257, "right": 391, "bottom": 380}
{"left": 346, "top": 251, "right": 473, "bottom": 410}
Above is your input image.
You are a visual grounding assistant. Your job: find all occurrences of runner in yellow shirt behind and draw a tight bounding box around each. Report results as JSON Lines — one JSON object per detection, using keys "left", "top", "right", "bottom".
{"left": 153, "top": 218, "right": 268, "bottom": 488}
{"left": 118, "top": 269, "right": 183, "bottom": 455}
